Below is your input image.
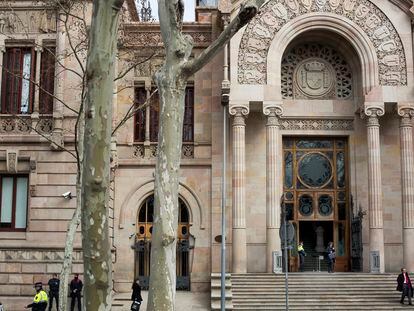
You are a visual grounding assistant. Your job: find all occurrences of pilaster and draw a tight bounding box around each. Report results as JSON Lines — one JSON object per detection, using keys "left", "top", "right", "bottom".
{"left": 397, "top": 103, "right": 414, "bottom": 271}
{"left": 263, "top": 103, "right": 283, "bottom": 272}
{"left": 361, "top": 103, "right": 385, "bottom": 273}
{"left": 229, "top": 104, "right": 249, "bottom": 273}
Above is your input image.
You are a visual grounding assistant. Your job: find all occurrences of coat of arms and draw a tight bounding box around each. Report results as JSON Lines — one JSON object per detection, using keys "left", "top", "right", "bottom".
{"left": 295, "top": 59, "right": 334, "bottom": 98}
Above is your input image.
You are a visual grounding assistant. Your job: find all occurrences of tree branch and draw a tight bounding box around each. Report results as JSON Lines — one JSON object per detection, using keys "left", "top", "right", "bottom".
{"left": 111, "top": 88, "right": 158, "bottom": 136}
{"left": 183, "top": 0, "right": 265, "bottom": 77}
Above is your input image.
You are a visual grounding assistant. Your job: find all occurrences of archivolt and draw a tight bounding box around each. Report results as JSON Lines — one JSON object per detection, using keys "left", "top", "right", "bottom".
{"left": 238, "top": 0, "right": 407, "bottom": 87}
{"left": 118, "top": 179, "right": 205, "bottom": 229}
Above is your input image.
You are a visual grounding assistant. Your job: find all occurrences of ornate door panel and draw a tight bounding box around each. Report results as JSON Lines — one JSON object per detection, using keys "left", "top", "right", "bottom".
{"left": 283, "top": 137, "right": 349, "bottom": 271}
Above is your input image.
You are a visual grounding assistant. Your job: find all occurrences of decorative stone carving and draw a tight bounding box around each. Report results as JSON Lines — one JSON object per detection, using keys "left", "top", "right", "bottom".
{"left": 0, "top": 117, "right": 32, "bottom": 133}
{"left": 36, "top": 117, "right": 54, "bottom": 134}
{"left": 0, "top": 249, "right": 83, "bottom": 262}
{"left": 123, "top": 29, "right": 212, "bottom": 48}
{"left": 181, "top": 144, "right": 194, "bottom": 159}
{"left": 263, "top": 105, "right": 283, "bottom": 126}
{"left": 0, "top": 10, "right": 56, "bottom": 34}
{"left": 281, "top": 44, "right": 353, "bottom": 99}
{"left": 279, "top": 118, "right": 354, "bottom": 130}
{"left": 238, "top": 0, "right": 407, "bottom": 86}
{"left": 361, "top": 106, "right": 385, "bottom": 127}
{"left": 397, "top": 106, "right": 414, "bottom": 127}
{"left": 6, "top": 150, "right": 18, "bottom": 173}
{"left": 133, "top": 144, "right": 194, "bottom": 159}
{"left": 295, "top": 59, "right": 335, "bottom": 98}
{"left": 229, "top": 106, "right": 249, "bottom": 126}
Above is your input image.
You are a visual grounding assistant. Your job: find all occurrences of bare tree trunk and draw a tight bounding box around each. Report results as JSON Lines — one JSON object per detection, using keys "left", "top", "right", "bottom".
{"left": 80, "top": 0, "right": 124, "bottom": 309}
{"left": 147, "top": 1, "right": 264, "bottom": 309}
{"left": 59, "top": 185, "right": 81, "bottom": 311}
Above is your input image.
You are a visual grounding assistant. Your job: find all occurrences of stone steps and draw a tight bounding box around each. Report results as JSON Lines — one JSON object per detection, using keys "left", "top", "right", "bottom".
{"left": 230, "top": 273, "right": 409, "bottom": 310}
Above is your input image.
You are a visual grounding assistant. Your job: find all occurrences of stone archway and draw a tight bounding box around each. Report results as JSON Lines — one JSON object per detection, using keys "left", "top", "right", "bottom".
{"left": 114, "top": 179, "right": 205, "bottom": 292}
{"left": 237, "top": 0, "right": 407, "bottom": 89}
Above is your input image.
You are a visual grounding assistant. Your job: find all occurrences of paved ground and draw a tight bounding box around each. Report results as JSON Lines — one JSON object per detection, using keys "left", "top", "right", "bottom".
{"left": 115, "top": 291, "right": 210, "bottom": 311}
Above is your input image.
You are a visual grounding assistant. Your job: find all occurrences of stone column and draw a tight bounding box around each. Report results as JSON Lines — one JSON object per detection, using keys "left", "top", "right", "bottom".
{"left": 31, "top": 44, "right": 43, "bottom": 132}
{"left": 363, "top": 105, "right": 385, "bottom": 273}
{"left": 50, "top": 12, "right": 66, "bottom": 149}
{"left": 263, "top": 105, "right": 283, "bottom": 272}
{"left": 398, "top": 104, "right": 414, "bottom": 271}
{"left": 229, "top": 105, "right": 249, "bottom": 273}
{"left": 0, "top": 44, "right": 5, "bottom": 98}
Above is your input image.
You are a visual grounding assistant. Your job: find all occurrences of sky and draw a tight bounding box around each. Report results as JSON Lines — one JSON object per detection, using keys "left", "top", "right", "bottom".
{"left": 145, "top": 0, "right": 196, "bottom": 22}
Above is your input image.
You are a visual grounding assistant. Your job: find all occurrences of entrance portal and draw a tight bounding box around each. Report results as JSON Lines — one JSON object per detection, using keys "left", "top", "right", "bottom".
{"left": 134, "top": 195, "right": 191, "bottom": 290}
{"left": 283, "top": 137, "right": 350, "bottom": 272}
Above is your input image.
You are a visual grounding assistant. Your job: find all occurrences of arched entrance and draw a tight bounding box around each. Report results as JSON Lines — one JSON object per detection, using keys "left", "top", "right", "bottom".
{"left": 134, "top": 195, "right": 191, "bottom": 290}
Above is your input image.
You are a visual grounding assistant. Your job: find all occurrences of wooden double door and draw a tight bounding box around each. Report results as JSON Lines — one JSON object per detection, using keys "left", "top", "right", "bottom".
{"left": 283, "top": 137, "right": 350, "bottom": 272}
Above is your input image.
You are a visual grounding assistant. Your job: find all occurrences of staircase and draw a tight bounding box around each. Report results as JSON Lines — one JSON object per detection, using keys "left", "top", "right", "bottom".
{"left": 231, "top": 273, "right": 409, "bottom": 310}
{"left": 301, "top": 233, "right": 328, "bottom": 272}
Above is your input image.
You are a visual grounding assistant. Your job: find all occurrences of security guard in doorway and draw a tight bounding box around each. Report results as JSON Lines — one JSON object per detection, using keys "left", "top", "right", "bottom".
{"left": 25, "top": 282, "right": 48, "bottom": 311}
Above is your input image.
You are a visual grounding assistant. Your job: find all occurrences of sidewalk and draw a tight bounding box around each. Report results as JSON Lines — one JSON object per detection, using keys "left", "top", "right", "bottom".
{"left": 115, "top": 291, "right": 210, "bottom": 311}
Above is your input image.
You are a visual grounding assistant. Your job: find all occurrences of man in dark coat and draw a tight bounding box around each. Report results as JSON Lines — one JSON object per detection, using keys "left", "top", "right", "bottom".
{"left": 131, "top": 279, "right": 143, "bottom": 311}
{"left": 47, "top": 273, "right": 59, "bottom": 311}
{"left": 69, "top": 274, "right": 83, "bottom": 311}
{"left": 397, "top": 268, "right": 413, "bottom": 305}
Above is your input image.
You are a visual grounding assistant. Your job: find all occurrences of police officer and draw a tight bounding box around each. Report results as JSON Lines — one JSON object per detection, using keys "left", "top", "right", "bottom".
{"left": 25, "top": 282, "right": 48, "bottom": 311}
{"left": 298, "top": 241, "right": 306, "bottom": 272}
{"left": 47, "top": 274, "right": 60, "bottom": 311}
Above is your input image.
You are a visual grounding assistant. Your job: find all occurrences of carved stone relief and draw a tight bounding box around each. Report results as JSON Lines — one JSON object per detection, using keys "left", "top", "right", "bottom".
{"left": 279, "top": 118, "right": 354, "bottom": 130}
{"left": 0, "top": 117, "right": 31, "bottom": 133}
{"left": 6, "top": 150, "right": 18, "bottom": 173}
{"left": 133, "top": 144, "right": 194, "bottom": 159}
{"left": 282, "top": 44, "right": 352, "bottom": 99}
{"left": 0, "top": 249, "right": 83, "bottom": 262}
{"left": 0, "top": 10, "right": 56, "bottom": 34}
{"left": 238, "top": 0, "right": 407, "bottom": 86}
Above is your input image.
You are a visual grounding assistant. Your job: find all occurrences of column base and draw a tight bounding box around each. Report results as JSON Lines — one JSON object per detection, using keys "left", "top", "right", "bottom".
{"left": 369, "top": 228, "right": 385, "bottom": 273}
{"left": 232, "top": 228, "right": 247, "bottom": 273}
{"left": 403, "top": 228, "right": 414, "bottom": 272}
{"left": 266, "top": 227, "right": 280, "bottom": 272}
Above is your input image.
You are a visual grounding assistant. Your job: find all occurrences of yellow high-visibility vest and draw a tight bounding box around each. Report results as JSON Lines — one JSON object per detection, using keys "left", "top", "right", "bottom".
{"left": 33, "top": 290, "right": 48, "bottom": 303}
{"left": 298, "top": 245, "right": 304, "bottom": 252}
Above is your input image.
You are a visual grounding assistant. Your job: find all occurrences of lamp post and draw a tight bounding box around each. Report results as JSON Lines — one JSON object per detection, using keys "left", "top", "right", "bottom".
{"left": 280, "top": 197, "right": 289, "bottom": 310}
{"left": 220, "top": 31, "right": 230, "bottom": 311}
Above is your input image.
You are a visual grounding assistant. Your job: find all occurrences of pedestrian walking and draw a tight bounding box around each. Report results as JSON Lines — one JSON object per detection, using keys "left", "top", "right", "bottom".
{"left": 0, "top": 301, "right": 4, "bottom": 311}
{"left": 326, "top": 242, "right": 336, "bottom": 273}
{"left": 298, "top": 241, "right": 306, "bottom": 272}
{"left": 47, "top": 273, "right": 59, "bottom": 311}
{"left": 397, "top": 268, "right": 413, "bottom": 305}
{"left": 130, "top": 279, "right": 143, "bottom": 311}
{"left": 25, "top": 282, "right": 48, "bottom": 311}
{"left": 69, "top": 274, "right": 83, "bottom": 311}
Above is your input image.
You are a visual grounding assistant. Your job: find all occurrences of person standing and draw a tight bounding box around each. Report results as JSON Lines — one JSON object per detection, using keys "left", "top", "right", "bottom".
{"left": 25, "top": 282, "right": 48, "bottom": 311}
{"left": 69, "top": 274, "right": 83, "bottom": 311}
{"left": 47, "top": 274, "right": 59, "bottom": 311}
{"left": 298, "top": 241, "right": 306, "bottom": 272}
{"left": 397, "top": 268, "right": 413, "bottom": 305}
{"left": 326, "top": 242, "right": 336, "bottom": 273}
{"left": 131, "top": 279, "right": 143, "bottom": 311}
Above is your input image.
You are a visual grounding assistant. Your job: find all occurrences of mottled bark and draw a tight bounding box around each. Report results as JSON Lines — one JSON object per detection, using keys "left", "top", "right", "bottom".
{"left": 147, "top": 1, "right": 264, "bottom": 310}
{"left": 80, "top": 0, "right": 124, "bottom": 310}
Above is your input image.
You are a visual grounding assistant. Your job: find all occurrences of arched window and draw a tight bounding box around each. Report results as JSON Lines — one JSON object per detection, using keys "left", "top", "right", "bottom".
{"left": 135, "top": 195, "right": 191, "bottom": 290}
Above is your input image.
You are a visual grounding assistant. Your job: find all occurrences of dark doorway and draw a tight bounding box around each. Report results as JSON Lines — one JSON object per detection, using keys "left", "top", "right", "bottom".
{"left": 299, "top": 221, "right": 333, "bottom": 272}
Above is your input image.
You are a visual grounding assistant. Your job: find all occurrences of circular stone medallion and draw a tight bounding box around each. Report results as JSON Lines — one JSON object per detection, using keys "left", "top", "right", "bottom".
{"left": 294, "top": 58, "right": 335, "bottom": 98}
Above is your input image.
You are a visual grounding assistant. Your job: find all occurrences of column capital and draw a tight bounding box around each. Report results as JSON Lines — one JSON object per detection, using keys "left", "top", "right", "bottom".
{"left": 397, "top": 103, "right": 414, "bottom": 127}
{"left": 360, "top": 103, "right": 384, "bottom": 126}
{"left": 263, "top": 105, "right": 283, "bottom": 127}
{"left": 229, "top": 105, "right": 249, "bottom": 117}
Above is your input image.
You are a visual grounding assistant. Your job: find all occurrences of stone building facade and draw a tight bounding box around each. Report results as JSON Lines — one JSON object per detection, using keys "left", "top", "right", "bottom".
{"left": 1, "top": 0, "right": 414, "bottom": 308}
